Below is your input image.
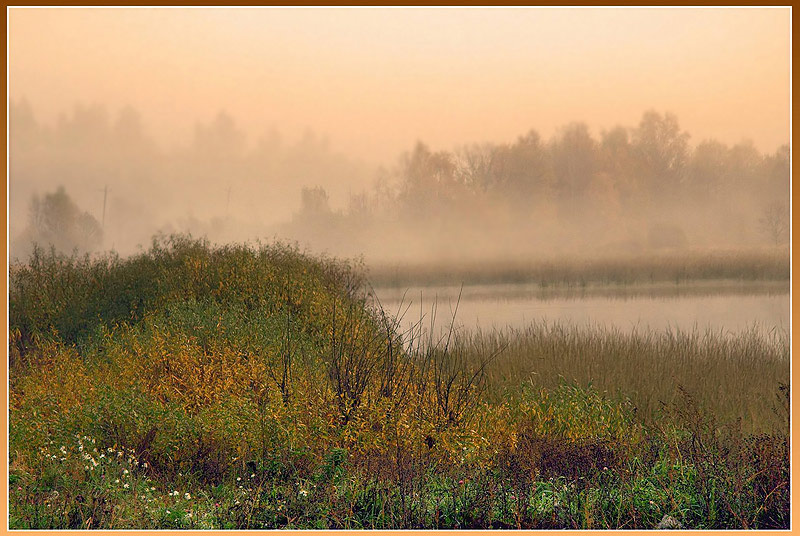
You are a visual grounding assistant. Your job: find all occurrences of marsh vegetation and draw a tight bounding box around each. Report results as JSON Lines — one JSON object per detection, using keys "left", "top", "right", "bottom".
{"left": 9, "top": 237, "right": 789, "bottom": 529}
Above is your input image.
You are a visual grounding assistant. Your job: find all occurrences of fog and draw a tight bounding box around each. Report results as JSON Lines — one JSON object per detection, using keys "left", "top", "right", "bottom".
{"left": 8, "top": 8, "right": 790, "bottom": 265}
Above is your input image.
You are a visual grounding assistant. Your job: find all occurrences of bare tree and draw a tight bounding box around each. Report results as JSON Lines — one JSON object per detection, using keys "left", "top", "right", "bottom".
{"left": 759, "top": 202, "right": 789, "bottom": 245}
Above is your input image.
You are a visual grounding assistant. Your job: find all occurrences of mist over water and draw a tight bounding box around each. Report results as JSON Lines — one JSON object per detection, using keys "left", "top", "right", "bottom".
{"left": 373, "top": 283, "right": 790, "bottom": 337}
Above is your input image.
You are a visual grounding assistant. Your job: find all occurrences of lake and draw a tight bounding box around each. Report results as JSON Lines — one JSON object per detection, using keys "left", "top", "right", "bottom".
{"left": 371, "top": 280, "right": 790, "bottom": 336}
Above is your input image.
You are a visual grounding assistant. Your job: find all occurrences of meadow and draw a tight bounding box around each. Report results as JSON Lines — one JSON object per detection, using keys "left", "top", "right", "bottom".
{"left": 8, "top": 236, "right": 790, "bottom": 529}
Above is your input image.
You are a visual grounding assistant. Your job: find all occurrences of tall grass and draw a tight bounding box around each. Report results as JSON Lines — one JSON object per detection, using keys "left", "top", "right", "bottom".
{"left": 8, "top": 236, "right": 790, "bottom": 529}
{"left": 461, "top": 322, "right": 789, "bottom": 435}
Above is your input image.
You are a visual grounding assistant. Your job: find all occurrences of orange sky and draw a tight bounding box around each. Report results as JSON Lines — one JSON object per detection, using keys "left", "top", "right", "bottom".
{"left": 8, "top": 7, "right": 791, "bottom": 163}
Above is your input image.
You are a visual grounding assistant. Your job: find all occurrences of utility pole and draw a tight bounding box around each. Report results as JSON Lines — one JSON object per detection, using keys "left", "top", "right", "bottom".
{"left": 226, "top": 184, "right": 232, "bottom": 220}
{"left": 99, "top": 185, "right": 109, "bottom": 229}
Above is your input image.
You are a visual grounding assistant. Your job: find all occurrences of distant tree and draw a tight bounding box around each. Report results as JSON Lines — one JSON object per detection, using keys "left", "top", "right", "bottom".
{"left": 347, "top": 191, "right": 371, "bottom": 221}
{"left": 551, "top": 122, "right": 596, "bottom": 209}
{"left": 22, "top": 186, "right": 103, "bottom": 255}
{"left": 759, "top": 202, "right": 789, "bottom": 245}
{"left": 192, "top": 111, "right": 245, "bottom": 157}
{"left": 299, "top": 186, "right": 332, "bottom": 217}
{"left": 398, "top": 142, "right": 458, "bottom": 210}
{"left": 598, "top": 126, "right": 639, "bottom": 210}
{"left": 632, "top": 111, "right": 690, "bottom": 200}
{"left": 688, "top": 140, "right": 729, "bottom": 202}
{"left": 455, "top": 143, "right": 498, "bottom": 192}
{"left": 492, "top": 130, "right": 553, "bottom": 208}
{"left": 761, "top": 145, "right": 790, "bottom": 201}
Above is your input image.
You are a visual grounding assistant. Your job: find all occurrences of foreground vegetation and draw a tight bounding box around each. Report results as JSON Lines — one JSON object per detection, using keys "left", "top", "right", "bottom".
{"left": 9, "top": 236, "right": 789, "bottom": 529}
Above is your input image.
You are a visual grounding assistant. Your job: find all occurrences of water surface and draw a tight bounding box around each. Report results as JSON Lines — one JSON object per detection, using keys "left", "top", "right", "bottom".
{"left": 372, "top": 281, "right": 789, "bottom": 336}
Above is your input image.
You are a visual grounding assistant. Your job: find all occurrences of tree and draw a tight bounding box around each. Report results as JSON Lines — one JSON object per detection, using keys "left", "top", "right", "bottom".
{"left": 551, "top": 122, "right": 596, "bottom": 209}
{"left": 759, "top": 202, "right": 789, "bottom": 245}
{"left": 455, "top": 143, "right": 498, "bottom": 192}
{"left": 192, "top": 111, "right": 245, "bottom": 157}
{"left": 299, "top": 186, "right": 332, "bottom": 217}
{"left": 598, "top": 126, "right": 639, "bottom": 210}
{"left": 688, "top": 140, "right": 729, "bottom": 202}
{"left": 491, "top": 130, "right": 553, "bottom": 209}
{"left": 22, "top": 186, "right": 103, "bottom": 255}
{"left": 398, "top": 142, "right": 458, "bottom": 210}
{"left": 632, "top": 111, "right": 690, "bottom": 201}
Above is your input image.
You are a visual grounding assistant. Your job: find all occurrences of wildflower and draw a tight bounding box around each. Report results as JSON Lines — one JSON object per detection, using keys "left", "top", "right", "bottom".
{"left": 84, "top": 466, "right": 89, "bottom": 470}
{"left": 124, "top": 483, "right": 129, "bottom": 489}
{"left": 166, "top": 510, "right": 170, "bottom": 514}
{"left": 458, "top": 480, "right": 465, "bottom": 485}
{"left": 115, "top": 479, "right": 120, "bottom": 484}
{"left": 250, "top": 473, "right": 255, "bottom": 478}
{"left": 184, "top": 492, "right": 191, "bottom": 500}
{"left": 99, "top": 454, "right": 105, "bottom": 459}
{"left": 187, "top": 512, "right": 193, "bottom": 518}
{"left": 150, "top": 487, "right": 156, "bottom": 492}
{"left": 123, "top": 469, "right": 129, "bottom": 475}
{"left": 299, "top": 489, "right": 308, "bottom": 497}
{"left": 236, "top": 477, "right": 241, "bottom": 482}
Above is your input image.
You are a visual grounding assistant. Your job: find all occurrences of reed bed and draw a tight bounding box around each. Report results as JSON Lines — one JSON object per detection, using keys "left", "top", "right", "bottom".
{"left": 369, "top": 247, "right": 790, "bottom": 288}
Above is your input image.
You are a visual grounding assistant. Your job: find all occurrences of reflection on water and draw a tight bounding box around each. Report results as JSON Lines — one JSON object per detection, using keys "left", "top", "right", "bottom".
{"left": 372, "top": 281, "right": 790, "bottom": 336}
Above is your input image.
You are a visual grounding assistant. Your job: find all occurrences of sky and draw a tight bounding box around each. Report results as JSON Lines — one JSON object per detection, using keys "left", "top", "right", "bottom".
{"left": 8, "top": 7, "right": 791, "bottom": 164}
